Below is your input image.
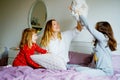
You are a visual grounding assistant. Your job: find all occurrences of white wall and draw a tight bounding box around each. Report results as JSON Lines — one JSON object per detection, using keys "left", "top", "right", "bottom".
{"left": 0, "top": 0, "right": 35, "bottom": 48}
{"left": 87, "top": 0, "right": 120, "bottom": 54}
{"left": 87, "top": 0, "right": 120, "bottom": 42}
{"left": 0, "top": 0, "right": 120, "bottom": 54}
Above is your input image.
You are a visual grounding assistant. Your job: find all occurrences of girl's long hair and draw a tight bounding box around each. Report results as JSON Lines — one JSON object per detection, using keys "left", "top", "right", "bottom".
{"left": 40, "top": 19, "right": 62, "bottom": 47}
{"left": 94, "top": 21, "right": 117, "bottom": 51}
{"left": 19, "top": 28, "right": 37, "bottom": 49}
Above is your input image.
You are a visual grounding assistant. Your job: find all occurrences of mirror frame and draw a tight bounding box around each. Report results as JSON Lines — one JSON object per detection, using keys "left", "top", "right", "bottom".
{"left": 28, "top": 0, "right": 47, "bottom": 29}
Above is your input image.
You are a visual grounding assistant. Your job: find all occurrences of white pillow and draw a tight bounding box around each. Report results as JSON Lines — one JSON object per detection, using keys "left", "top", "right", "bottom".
{"left": 31, "top": 54, "right": 67, "bottom": 70}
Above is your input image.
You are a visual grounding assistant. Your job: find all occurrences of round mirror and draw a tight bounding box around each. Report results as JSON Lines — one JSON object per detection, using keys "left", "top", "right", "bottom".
{"left": 28, "top": 0, "right": 47, "bottom": 33}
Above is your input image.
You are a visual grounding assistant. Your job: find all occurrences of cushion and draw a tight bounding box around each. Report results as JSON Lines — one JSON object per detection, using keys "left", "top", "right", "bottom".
{"left": 68, "top": 51, "right": 94, "bottom": 67}
{"left": 31, "top": 54, "right": 67, "bottom": 70}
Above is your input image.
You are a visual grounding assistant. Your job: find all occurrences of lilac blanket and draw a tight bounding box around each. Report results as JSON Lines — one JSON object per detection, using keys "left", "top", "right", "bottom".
{"left": 0, "top": 66, "right": 120, "bottom": 80}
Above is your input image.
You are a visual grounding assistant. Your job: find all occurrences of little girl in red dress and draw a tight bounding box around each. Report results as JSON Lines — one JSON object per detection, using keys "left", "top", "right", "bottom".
{"left": 13, "top": 28, "right": 47, "bottom": 69}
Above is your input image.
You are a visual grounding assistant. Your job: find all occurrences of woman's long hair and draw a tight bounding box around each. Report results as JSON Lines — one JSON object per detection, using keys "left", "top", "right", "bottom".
{"left": 40, "top": 19, "right": 62, "bottom": 47}
{"left": 94, "top": 21, "right": 117, "bottom": 51}
{"left": 19, "top": 28, "right": 37, "bottom": 49}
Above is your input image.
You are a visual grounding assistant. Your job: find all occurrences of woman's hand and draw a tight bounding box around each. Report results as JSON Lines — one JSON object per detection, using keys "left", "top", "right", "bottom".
{"left": 76, "top": 21, "right": 83, "bottom": 31}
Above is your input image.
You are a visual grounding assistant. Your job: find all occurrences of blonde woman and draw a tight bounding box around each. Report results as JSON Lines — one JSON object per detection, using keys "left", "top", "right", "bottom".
{"left": 40, "top": 19, "right": 82, "bottom": 66}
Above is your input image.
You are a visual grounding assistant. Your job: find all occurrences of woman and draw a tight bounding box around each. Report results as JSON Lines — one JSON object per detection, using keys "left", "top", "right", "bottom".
{"left": 40, "top": 19, "right": 82, "bottom": 66}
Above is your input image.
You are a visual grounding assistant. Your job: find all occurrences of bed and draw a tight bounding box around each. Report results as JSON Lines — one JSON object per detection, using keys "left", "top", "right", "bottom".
{"left": 0, "top": 51, "right": 120, "bottom": 80}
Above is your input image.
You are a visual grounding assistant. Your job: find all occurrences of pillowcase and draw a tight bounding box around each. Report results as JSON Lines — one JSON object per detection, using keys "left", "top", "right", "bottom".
{"left": 31, "top": 54, "right": 67, "bottom": 70}
{"left": 68, "top": 51, "right": 94, "bottom": 67}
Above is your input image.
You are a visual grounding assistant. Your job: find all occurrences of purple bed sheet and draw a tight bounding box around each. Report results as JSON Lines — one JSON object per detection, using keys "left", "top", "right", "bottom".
{"left": 0, "top": 65, "right": 120, "bottom": 80}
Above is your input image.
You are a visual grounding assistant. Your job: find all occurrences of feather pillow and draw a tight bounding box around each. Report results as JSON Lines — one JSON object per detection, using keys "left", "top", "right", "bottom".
{"left": 31, "top": 54, "right": 67, "bottom": 70}
{"left": 70, "top": 0, "right": 88, "bottom": 21}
